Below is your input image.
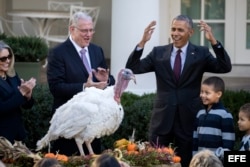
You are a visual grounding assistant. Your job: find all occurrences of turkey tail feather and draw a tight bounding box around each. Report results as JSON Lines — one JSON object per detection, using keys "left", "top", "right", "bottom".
{"left": 36, "top": 134, "right": 50, "bottom": 151}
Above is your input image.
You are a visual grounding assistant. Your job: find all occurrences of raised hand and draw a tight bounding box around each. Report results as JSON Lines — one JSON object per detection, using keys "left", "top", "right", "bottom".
{"left": 198, "top": 20, "right": 217, "bottom": 45}
{"left": 138, "top": 20, "right": 156, "bottom": 48}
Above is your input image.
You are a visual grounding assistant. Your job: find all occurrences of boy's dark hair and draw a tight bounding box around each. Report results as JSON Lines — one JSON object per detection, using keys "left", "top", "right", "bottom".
{"left": 239, "top": 103, "right": 250, "bottom": 119}
{"left": 202, "top": 76, "right": 225, "bottom": 94}
{"left": 33, "top": 158, "right": 61, "bottom": 167}
{"left": 93, "top": 153, "right": 120, "bottom": 167}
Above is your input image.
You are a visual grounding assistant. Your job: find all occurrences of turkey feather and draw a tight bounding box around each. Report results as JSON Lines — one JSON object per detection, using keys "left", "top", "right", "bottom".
{"left": 36, "top": 69, "right": 135, "bottom": 156}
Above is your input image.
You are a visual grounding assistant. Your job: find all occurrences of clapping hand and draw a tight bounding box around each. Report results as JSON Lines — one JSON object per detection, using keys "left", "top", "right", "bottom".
{"left": 18, "top": 77, "right": 36, "bottom": 99}
{"left": 92, "top": 67, "right": 110, "bottom": 82}
{"left": 84, "top": 68, "right": 109, "bottom": 90}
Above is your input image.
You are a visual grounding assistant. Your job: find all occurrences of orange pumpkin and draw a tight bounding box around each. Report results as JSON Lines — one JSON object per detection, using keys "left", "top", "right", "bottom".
{"left": 127, "top": 142, "right": 137, "bottom": 151}
{"left": 56, "top": 154, "right": 68, "bottom": 162}
{"left": 162, "top": 147, "right": 174, "bottom": 155}
{"left": 172, "top": 155, "right": 181, "bottom": 163}
{"left": 44, "top": 153, "right": 68, "bottom": 162}
{"left": 44, "top": 153, "right": 56, "bottom": 158}
{"left": 170, "top": 148, "right": 175, "bottom": 155}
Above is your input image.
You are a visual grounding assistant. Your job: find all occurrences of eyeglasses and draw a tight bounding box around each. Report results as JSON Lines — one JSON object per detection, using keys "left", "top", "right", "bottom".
{"left": 74, "top": 26, "right": 95, "bottom": 34}
{"left": 0, "top": 55, "right": 11, "bottom": 62}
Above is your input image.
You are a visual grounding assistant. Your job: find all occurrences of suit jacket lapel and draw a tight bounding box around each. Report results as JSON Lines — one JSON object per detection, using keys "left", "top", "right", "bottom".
{"left": 163, "top": 44, "right": 179, "bottom": 82}
{"left": 163, "top": 44, "right": 174, "bottom": 76}
{"left": 65, "top": 39, "right": 89, "bottom": 74}
{"left": 87, "top": 44, "right": 95, "bottom": 69}
{"left": 179, "top": 43, "right": 197, "bottom": 83}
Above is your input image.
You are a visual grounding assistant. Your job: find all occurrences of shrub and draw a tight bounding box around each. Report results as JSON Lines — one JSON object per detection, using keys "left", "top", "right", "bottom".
{"left": 0, "top": 34, "right": 48, "bottom": 62}
{"left": 22, "top": 84, "right": 53, "bottom": 149}
{"left": 0, "top": 33, "right": 7, "bottom": 39}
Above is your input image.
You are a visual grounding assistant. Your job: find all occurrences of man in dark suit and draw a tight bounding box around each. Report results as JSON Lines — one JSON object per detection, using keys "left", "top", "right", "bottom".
{"left": 47, "top": 11, "right": 115, "bottom": 156}
{"left": 125, "top": 15, "right": 232, "bottom": 167}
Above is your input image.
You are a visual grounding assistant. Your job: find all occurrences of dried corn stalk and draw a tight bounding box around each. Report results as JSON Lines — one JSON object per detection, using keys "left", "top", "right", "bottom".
{"left": 0, "top": 136, "right": 41, "bottom": 161}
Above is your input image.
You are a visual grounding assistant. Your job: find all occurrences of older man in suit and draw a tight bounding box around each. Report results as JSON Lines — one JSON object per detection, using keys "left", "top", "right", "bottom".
{"left": 47, "top": 12, "right": 115, "bottom": 156}
{"left": 125, "top": 15, "right": 232, "bottom": 167}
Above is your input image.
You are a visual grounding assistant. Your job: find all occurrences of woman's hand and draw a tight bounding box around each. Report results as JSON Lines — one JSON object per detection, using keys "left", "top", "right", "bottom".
{"left": 18, "top": 77, "right": 36, "bottom": 99}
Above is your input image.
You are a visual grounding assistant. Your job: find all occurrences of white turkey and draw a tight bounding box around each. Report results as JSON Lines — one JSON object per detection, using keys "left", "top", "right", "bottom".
{"left": 36, "top": 68, "right": 136, "bottom": 156}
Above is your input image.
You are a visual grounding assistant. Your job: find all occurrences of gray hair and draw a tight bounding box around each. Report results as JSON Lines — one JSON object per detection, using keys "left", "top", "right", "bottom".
{"left": 0, "top": 41, "right": 16, "bottom": 77}
{"left": 173, "top": 15, "right": 194, "bottom": 29}
{"left": 189, "top": 149, "right": 223, "bottom": 167}
{"left": 69, "top": 11, "right": 93, "bottom": 27}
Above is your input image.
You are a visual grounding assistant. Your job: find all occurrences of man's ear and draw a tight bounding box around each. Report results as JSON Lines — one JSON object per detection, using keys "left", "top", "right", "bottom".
{"left": 189, "top": 29, "right": 194, "bottom": 37}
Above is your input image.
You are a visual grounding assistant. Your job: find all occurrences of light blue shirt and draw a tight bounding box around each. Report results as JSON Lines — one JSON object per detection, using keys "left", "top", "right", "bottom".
{"left": 69, "top": 35, "right": 92, "bottom": 68}
{"left": 171, "top": 42, "right": 189, "bottom": 72}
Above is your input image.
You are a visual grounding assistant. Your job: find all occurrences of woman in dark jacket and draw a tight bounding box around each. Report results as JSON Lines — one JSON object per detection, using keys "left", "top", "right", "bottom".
{"left": 0, "top": 41, "right": 36, "bottom": 144}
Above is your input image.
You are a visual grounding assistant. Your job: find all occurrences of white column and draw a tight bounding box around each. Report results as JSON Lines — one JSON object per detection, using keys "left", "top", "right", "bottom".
{"left": 111, "top": 0, "right": 161, "bottom": 95}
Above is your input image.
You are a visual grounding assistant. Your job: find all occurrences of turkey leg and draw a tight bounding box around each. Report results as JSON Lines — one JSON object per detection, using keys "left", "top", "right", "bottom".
{"left": 75, "top": 138, "right": 85, "bottom": 156}
{"left": 85, "top": 141, "right": 95, "bottom": 155}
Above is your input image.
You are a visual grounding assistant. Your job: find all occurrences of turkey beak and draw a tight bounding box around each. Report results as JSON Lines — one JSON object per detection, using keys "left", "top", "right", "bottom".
{"left": 131, "top": 75, "right": 136, "bottom": 84}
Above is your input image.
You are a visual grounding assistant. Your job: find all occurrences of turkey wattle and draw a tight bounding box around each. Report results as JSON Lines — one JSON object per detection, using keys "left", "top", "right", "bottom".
{"left": 36, "top": 68, "right": 136, "bottom": 156}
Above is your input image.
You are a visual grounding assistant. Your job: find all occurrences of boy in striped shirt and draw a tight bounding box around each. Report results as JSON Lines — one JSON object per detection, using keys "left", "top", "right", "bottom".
{"left": 192, "top": 76, "right": 235, "bottom": 156}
